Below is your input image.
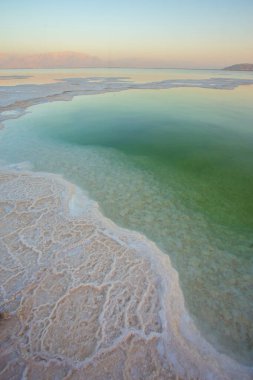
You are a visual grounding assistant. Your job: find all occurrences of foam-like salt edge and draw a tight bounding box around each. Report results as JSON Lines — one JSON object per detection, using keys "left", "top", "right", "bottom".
{"left": 0, "top": 165, "right": 252, "bottom": 380}
{"left": 1, "top": 76, "right": 253, "bottom": 125}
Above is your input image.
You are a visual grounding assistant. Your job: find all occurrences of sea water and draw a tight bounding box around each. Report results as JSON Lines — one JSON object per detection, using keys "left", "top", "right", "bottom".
{"left": 0, "top": 69, "right": 253, "bottom": 365}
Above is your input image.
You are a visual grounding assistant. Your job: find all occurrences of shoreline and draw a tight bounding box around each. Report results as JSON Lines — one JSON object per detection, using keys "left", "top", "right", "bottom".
{"left": 1, "top": 76, "right": 253, "bottom": 127}
{"left": 0, "top": 165, "right": 252, "bottom": 379}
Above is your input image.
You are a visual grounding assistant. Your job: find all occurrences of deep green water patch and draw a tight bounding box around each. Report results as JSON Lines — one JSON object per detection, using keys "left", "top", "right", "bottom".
{"left": 1, "top": 85, "right": 253, "bottom": 364}
{"left": 37, "top": 89, "right": 253, "bottom": 231}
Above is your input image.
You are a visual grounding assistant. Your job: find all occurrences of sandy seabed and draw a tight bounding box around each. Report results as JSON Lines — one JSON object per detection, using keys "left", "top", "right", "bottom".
{"left": 0, "top": 167, "right": 252, "bottom": 380}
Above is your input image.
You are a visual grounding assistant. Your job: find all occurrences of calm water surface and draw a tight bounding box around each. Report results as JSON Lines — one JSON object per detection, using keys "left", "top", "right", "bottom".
{"left": 0, "top": 69, "right": 253, "bottom": 364}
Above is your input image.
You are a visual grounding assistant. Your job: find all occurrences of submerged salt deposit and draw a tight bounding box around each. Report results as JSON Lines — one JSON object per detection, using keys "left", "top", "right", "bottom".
{"left": 0, "top": 167, "right": 252, "bottom": 379}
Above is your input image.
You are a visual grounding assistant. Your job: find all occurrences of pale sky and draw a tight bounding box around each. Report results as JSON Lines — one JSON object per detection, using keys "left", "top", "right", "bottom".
{"left": 1, "top": 0, "right": 253, "bottom": 68}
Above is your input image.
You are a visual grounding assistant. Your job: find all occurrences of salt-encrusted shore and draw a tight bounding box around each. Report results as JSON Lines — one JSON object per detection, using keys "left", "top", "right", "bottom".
{"left": 1, "top": 76, "right": 253, "bottom": 125}
{"left": 1, "top": 76, "right": 253, "bottom": 378}
{"left": 0, "top": 167, "right": 252, "bottom": 380}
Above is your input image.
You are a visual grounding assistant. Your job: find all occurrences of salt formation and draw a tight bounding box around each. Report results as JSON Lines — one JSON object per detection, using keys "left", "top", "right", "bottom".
{"left": 0, "top": 169, "right": 252, "bottom": 379}
{"left": 1, "top": 77, "right": 253, "bottom": 126}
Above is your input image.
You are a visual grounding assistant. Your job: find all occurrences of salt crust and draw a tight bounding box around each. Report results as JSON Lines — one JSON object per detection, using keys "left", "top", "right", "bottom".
{"left": 0, "top": 167, "right": 252, "bottom": 379}
{"left": 1, "top": 76, "right": 253, "bottom": 125}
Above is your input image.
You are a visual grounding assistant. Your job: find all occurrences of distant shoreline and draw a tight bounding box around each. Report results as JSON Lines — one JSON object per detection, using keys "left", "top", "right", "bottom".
{"left": 0, "top": 66, "right": 237, "bottom": 71}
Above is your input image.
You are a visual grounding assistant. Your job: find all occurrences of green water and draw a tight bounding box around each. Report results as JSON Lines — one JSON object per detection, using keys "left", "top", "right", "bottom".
{"left": 1, "top": 82, "right": 253, "bottom": 364}
{"left": 42, "top": 89, "right": 253, "bottom": 231}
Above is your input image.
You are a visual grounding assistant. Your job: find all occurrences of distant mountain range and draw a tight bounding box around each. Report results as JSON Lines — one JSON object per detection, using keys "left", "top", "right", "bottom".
{"left": 0, "top": 51, "right": 101, "bottom": 69}
{"left": 224, "top": 63, "right": 253, "bottom": 71}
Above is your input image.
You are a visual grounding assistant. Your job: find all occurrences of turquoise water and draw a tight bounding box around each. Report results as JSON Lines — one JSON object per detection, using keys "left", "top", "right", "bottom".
{"left": 0, "top": 71, "right": 253, "bottom": 364}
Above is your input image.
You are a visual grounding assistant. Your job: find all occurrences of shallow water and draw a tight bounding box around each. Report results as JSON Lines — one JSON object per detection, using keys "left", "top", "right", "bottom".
{"left": 0, "top": 70, "right": 253, "bottom": 364}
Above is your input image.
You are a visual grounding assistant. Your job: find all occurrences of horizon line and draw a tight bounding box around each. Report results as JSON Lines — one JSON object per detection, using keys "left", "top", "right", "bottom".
{"left": 0, "top": 66, "right": 225, "bottom": 71}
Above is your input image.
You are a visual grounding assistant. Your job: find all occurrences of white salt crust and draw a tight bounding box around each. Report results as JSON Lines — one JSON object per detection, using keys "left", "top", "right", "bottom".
{"left": 0, "top": 167, "right": 252, "bottom": 380}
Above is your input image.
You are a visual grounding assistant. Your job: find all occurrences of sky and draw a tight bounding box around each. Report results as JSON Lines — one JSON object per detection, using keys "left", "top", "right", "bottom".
{"left": 1, "top": 0, "right": 253, "bottom": 68}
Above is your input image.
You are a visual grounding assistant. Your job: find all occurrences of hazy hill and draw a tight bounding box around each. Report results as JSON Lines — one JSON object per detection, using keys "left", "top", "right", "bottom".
{"left": 0, "top": 51, "right": 101, "bottom": 69}
{"left": 224, "top": 63, "right": 253, "bottom": 71}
